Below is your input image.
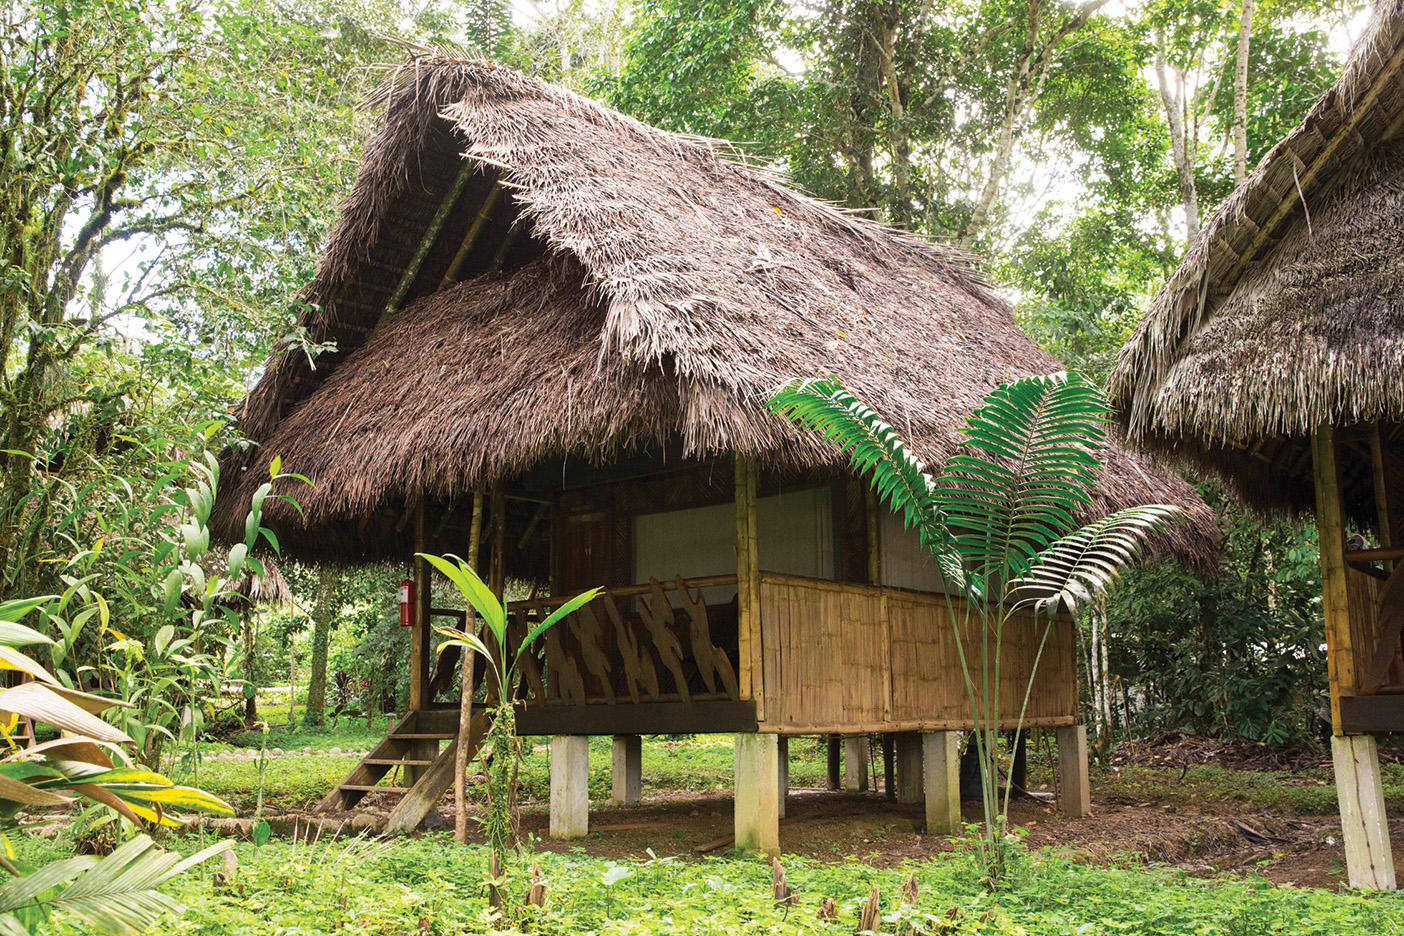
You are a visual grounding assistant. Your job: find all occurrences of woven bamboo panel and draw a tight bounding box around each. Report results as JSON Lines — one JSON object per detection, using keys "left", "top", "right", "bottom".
{"left": 1346, "top": 566, "right": 1400, "bottom": 693}
{"left": 758, "top": 573, "right": 1076, "bottom": 732}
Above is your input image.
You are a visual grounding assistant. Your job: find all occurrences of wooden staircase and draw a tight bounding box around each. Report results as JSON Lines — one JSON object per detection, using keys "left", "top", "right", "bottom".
{"left": 316, "top": 708, "right": 490, "bottom": 833}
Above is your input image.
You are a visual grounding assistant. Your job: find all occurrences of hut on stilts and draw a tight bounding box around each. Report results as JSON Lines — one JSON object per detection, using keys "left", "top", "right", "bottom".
{"left": 214, "top": 60, "right": 1216, "bottom": 854}
{"left": 1109, "top": 1, "right": 1404, "bottom": 890}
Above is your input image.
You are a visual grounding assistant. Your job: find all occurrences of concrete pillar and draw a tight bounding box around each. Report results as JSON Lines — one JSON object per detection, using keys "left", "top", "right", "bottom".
{"left": 1333, "top": 734, "right": 1396, "bottom": 889}
{"left": 777, "top": 736, "right": 789, "bottom": 820}
{"left": 895, "top": 732, "right": 924, "bottom": 805}
{"left": 611, "top": 735, "right": 642, "bottom": 806}
{"left": 734, "top": 732, "right": 780, "bottom": 856}
{"left": 923, "top": 731, "right": 962, "bottom": 834}
{"left": 1056, "top": 725, "right": 1091, "bottom": 819}
{"left": 550, "top": 735, "right": 589, "bottom": 839}
{"left": 843, "top": 736, "right": 868, "bottom": 792}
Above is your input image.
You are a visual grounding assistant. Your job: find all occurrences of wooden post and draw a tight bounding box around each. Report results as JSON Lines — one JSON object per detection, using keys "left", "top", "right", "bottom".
{"left": 1056, "top": 725, "right": 1091, "bottom": 818}
{"left": 550, "top": 735, "right": 589, "bottom": 839}
{"left": 843, "top": 736, "right": 868, "bottom": 792}
{"left": 733, "top": 732, "right": 780, "bottom": 856}
{"left": 894, "top": 732, "right": 923, "bottom": 805}
{"left": 922, "top": 731, "right": 962, "bottom": 835}
{"left": 1332, "top": 734, "right": 1397, "bottom": 889}
{"left": 611, "top": 735, "right": 642, "bottom": 806}
{"left": 1316, "top": 426, "right": 1396, "bottom": 890}
{"left": 777, "top": 736, "right": 789, "bottom": 820}
{"left": 407, "top": 502, "right": 436, "bottom": 787}
{"left": 1314, "top": 426, "right": 1357, "bottom": 733}
{"left": 409, "top": 503, "right": 433, "bottom": 713}
{"left": 882, "top": 734, "right": 896, "bottom": 800}
{"left": 735, "top": 458, "right": 762, "bottom": 717}
{"left": 454, "top": 490, "right": 486, "bottom": 843}
{"left": 826, "top": 735, "right": 841, "bottom": 790}
{"left": 489, "top": 481, "right": 507, "bottom": 598}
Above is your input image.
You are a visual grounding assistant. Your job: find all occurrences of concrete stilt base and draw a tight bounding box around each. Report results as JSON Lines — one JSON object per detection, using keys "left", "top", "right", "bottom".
{"left": 1056, "top": 725, "right": 1091, "bottom": 819}
{"left": 734, "top": 733, "right": 780, "bottom": 856}
{"left": 550, "top": 735, "right": 589, "bottom": 839}
{"left": 895, "top": 732, "right": 923, "bottom": 805}
{"left": 923, "top": 731, "right": 962, "bottom": 834}
{"left": 843, "top": 736, "right": 868, "bottom": 792}
{"left": 1332, "top": 734, "right": 1396, "bottom": 889}
{"left": 611, "top": 735, "right": 642, "bottom": 806}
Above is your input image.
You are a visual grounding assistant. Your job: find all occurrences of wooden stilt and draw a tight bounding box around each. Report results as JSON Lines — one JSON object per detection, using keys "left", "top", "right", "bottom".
{"left": 734, "top": 733, "right": 780, "bottom": 856}
{"left": 611, "top": 735, "right": 642, "bottom": 806}
{"left": 843, "top": 736, "right": 868, "bottom": 792}
{"left": 550, "top": 735, "right": 589, "bottom": 839}
{"left": 1316, "top": 426, "right": 1396, "bottom": 889}
{"left": 894, "top": 732, "right": 923, "bottom": 805}
{"left": 922, "top": 731, "right": 961, "bottom": 834}
{"left": 454, "top": 490, "right": 486, "bottom": 842}
{"left": 777, "top": 736, "right": 789, "bottom": 820}
{"left": 1056, "top": 725, "right": 1091, "bottom": 818}
{"left": 409, "top": 503, "right": 432, "bottom": 715}
{"left": 1332, "top": 734, "right": 1397, "bottom": 889}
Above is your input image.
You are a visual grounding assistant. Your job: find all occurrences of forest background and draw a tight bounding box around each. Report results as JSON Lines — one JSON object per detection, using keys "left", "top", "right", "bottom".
{"left": 0, "top": 0, "right": 1365, "bottom": 759}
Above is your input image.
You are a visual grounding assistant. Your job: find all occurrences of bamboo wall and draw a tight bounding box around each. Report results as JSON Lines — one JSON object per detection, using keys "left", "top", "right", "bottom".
{"left": 757, "top": 573, "right": 1076, "bottom": 733}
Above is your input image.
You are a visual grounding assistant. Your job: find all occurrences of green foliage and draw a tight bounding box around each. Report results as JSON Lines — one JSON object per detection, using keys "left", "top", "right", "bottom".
{"left": 1104, "top": 494, "right": 1326, "bottom": 747}
{"left": 54, "top": 834, "right": 1404, "bottom": 935}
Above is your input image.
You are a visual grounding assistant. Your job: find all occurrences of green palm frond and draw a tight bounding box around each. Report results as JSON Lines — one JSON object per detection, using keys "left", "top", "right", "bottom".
{"left": 0, "top": 834, "right": 226, "bottom": 936}
{"left": 768, "top": 378, "right": 974, "bottom": 594}
{"left": 935, "top": 372, "right": 1108, "bottom": 584}
{"left": 1008, "top": 505, "right": 1182, "bottom": 613}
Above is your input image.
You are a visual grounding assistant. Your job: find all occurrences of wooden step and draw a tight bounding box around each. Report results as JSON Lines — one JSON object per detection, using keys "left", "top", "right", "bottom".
{"left": 340, "top": 784, "right": 409, "bottom": 793}
{"left": 362, "top": 758, "right": 434, "bottom": 767}
{"left": 391, "top": 732, "right": 454, "bottom": 740}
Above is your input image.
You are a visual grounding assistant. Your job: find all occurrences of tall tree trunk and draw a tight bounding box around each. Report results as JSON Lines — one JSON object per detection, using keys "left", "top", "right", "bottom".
{"left": 455, "top": 490, "right": 487, "bottom": 843}
{"left": 304, "top": 565, "right": 336, "bottom": 727}
{"left": 1155, "top": 39, "right": 1200, "bottom": 243}
{"left": 876, "top": 18, "right": 911, "bottom": 227}
{"left": 1233, "top": 0, "right": 1253, "bottom": 183}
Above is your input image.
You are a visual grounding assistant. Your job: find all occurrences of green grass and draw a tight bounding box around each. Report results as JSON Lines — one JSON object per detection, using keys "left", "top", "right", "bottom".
{"left": 1100, "top": 763, "right": 1404, "bottom": 816}
{"left": 26, "top": 833, "right": 1404, "bottom": 935}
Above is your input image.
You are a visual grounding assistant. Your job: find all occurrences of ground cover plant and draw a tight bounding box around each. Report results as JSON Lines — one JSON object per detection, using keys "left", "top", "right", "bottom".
{"left": 12, "top": 832, "right": 1404, "bottom": 936}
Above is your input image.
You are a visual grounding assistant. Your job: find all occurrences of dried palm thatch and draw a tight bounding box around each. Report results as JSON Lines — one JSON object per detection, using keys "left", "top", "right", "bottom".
{"left": 214, "top": 59, "right": 1216, "bottom": 567}
{"left": 1109, "top": 1, "right": 1404, "bottom": 517}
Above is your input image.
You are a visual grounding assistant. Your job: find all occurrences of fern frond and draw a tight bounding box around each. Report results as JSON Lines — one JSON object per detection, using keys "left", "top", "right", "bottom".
{"left": 768, "top": 378, "right": 975, "bottom": 596}
{"left": 935, "top": 373, "right": 1109, "bottom": 582}
{"left": 1007, "top": 505, "right": 1182, "bottom": 612}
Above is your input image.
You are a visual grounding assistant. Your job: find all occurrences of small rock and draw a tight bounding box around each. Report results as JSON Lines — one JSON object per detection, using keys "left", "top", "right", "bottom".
{"left": 302, "top": 747, "right": 312, "bottom": 755}
{"left": 351, "top": 813, "right": 385, "bottom": 832}
{"left": 269, "top": 748, "right": 284, "bottom": 757}
{"left": 316, "top": 750, "right": 328, "bottom": 757}
{"left": 328, "top": 747, "right": 342, "bottom": 757}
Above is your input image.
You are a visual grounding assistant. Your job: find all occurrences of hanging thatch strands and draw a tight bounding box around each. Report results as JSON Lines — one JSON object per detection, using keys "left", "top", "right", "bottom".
{"left": 1109, "top": 2, "right": 1404, "bottom": 519}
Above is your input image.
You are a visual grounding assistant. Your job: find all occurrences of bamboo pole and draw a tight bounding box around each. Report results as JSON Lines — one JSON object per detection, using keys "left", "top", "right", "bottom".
{"left": 382, "top": 160, "right": 478, "bottom": 320}
{"left": 1313, "top": 425, "right": 1355, "bottom": 732}
{"left": 410, "top": 502, "right": 432, "bottom": 713}
{"left": 1371, "top": 423, "right": 1394, "bottom": 551}
{"left": 455, "top": 489, "right": 486, "bottom": 843}
{"left": 735, "top": 457, "right": 762, "bottom": 718}
{"left": 438, "top": 183, "right": 502, "bottom": 288}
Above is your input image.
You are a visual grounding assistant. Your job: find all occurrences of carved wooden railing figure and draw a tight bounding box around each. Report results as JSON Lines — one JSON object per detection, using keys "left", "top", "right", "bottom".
{"left": 505, "top": 574, "right": 743, "bottom": 706}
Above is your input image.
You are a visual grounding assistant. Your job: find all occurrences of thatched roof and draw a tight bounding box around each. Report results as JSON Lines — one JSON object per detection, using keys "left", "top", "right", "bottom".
{"left": 1109, "top": 1, "right": 1404, "bottom": 517}
{"left": 215, "top": 60, "right": 1217, "bottom": 567}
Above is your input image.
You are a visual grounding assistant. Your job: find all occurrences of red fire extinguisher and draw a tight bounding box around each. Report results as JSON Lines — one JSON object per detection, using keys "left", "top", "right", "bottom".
{"left": 399, "top": 579, "right": 414, "bottom": 627}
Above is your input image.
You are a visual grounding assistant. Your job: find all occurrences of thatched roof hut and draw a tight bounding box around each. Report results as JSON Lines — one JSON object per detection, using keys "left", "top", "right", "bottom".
{"left": 1108, "top": 2, "right": 1404, "bottom": 526}
{"left": 1109, "top": 3, "right": 1404, "bottom": 890}
{"left": 214, "top": 59, "right": 1215, "bottom": 566}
